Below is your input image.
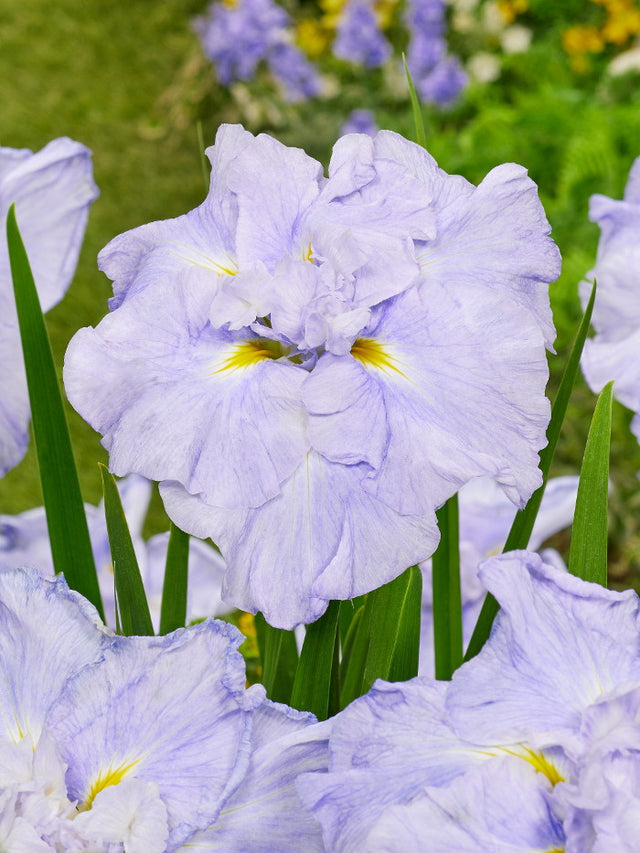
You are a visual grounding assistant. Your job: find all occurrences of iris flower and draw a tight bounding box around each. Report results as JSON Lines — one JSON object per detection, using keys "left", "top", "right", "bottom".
{"left": 65, "top": 124, "right": 560, "bottom": 628}
{"left": 580, "top": 156, "right": 640, "bottom": 442}
{"left": 298, "top": 552, "right": 640, "bottom": 850}
{"left": 0, "top": 138, "right": 98, "bottom": 476}
{"left": 0, "top": 567, "right": 327, "bottom": 851}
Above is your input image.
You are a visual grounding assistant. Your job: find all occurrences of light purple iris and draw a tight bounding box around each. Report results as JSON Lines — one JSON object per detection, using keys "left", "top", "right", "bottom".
{"left": 0, "top": 138, "right": 98, "bottom": 476}
{"left": 333, "top": 1, "right": 392, "bottom": 68}
{"left": 419, "top": 474, "right": 579, "bottom": 676}
{"left": 298, "top": 552, "right": 640, "bottom": 850}
{"left": 580, "top": 156, "right": 640, "bottom": 443}
{"left": 0, "top": 567, "right": 328, "bottom": 851}
{"left": 65, "top": 124, "right": 560, "bottom": 629}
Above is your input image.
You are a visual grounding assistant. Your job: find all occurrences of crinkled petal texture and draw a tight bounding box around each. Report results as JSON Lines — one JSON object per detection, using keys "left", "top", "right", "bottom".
{"left": 0, "top": 138, "right": 97, "bottom": 475}
{"left": 366, "top": 757, "right": 565, "bottom": 853}
{"left": 99, "top": 124, "right": 253, "bottom": 309}
{"left": 580, "top": 157, "right": 640, "bottom": 441}
{"left": 182, "top": 703, "right": 329, "bottom": 851}
{"left": 0, "top": 568, "right": 111, "bottom": 745}
{"left": 160, "top": 452, "right": 439, "bottom": 628}
{"left": 45, "top": 619, "right": 262, "bottom": 851}
{"left": 305, "top": 282, "right": 550, "bottom": 515}
{"left": 66, "top": 123, "right": 559, "bottom": 628}
{"left": 0, "top": 138, "right": 98, "bottom": 312}
{"left": 446, "top": 551, "right": 640, "bottom": 747}
{"left": 369, "top": 131, "right": 561, "bottom": 349}
{"left": 297, "top": 678, "right": 492, "bottom": 852}
{"left": 64, "top": 275, "right": 309, "bottom": 510}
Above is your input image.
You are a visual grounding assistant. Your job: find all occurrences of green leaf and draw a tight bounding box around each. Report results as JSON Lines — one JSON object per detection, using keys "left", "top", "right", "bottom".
{"left": 340, "top": 565, "right": 422, "bottom": 709}
{"left": 568, "top": 381, "right": 613, "bottom": 586}
{"left": 290, "top": 601, "right": 341, "bottom": 720}
{"left": 159, "top": 522, "right": 190, "bottom": 635}
{"left": 432, "top": 494, "right": 462, "bottom": 680}
{"left": 402, "top": 54, "right": 427, "bottom": 148}
{"left": 100, "top": 464, "right": 154, "bottom": 636}
{"left": 254, "top": 613, "right": 299, "bottom": 705}
{"left": 6, "top": 205, "right": 104, "bottom": 619}
{"left": 464, "top": 281, "right": 597, "bottom": 662}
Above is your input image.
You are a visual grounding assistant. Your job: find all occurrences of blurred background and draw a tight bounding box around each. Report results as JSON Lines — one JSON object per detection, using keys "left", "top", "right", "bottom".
{"left": 2, "top": 0, "right": 640, "bottom": 583}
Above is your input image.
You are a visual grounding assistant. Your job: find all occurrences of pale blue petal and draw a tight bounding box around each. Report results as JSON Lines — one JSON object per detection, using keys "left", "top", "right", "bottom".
{"left": 160, "top": 451, "right": 439, "bottom": 629}
{"left": 100, "top": 124, "right": 253, "bottom": 309}
{"left": 45, "top": 619, "right": 264, "bottom": 850}
{"left": 64, "top": 275, "right": 309, "bottom": 509}
{"left": 0, "top": 318, "right": 30, "bottom": 475}
{"left": 447, "top": 551, "right": 640, "bottom": 746}
{"left": 71, "top": 779, "right": 169, "bottom": 853}
{"left": 305, "top": 283, "right": 549, "bottom": 517}
{"left": 183, "top": 703, "right": 328, "bottom": 851}
{"left": 367, "top": 758, "right": 564, "bottom": 853}
{"left": 0, "top": 568, "right": 111, "bottom": 744}
{"left": 298, "top": 678, "right": 486, "bottom": 852}
{"left": 0, "top": 137, "right": 98, "bottom": 312}
{"left": 226, "top": 131, "right": 324, "bottom": 268}
{"left": 371, "top": 130, "right": 560, "bottom": 348}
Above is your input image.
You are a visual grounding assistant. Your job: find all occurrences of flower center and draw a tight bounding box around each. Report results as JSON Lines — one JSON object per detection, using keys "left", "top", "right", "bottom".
{"left": 81, "top": 757, "right": 142, "bottom": 810}
{"left": 350, "top": 337, "right": 407, "bottom": 378}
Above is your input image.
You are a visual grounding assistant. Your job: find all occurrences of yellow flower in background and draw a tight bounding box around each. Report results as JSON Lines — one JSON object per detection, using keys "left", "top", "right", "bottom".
{"left": 562, "top": 0, "right": 640, "bottom": 69}
{"left": 296, "top": 19, "right": 331, "bottom": 57}
{"left": 563, "top": 24, "right": 605, "bottom": 56}
{"left": 496, "top": 0, "right": 529, "bottom": 26}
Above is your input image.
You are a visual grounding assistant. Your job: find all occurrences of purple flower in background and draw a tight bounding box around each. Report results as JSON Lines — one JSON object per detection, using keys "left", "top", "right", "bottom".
{"left": 299, "top": 553, "right": 640, "bottom": 850}
{"left": 193, "top": 0, "right": 287, "bottom": 85}
{"left": 580, "top": 156, "right": 640, "bottom": 442}
{"left": 0, "top": 567, "right": 328, "bottom": 850}
{"left": 333, "top": 1, "right": 391, "bottom": 68}
{"left": 65, "top": 124, "right": 559, "bottom": 629}
{"left": 405, "top": 0, "right": 467, "bottom": 106}
{"left": 0, "top": 138, "right": 98, "bottom": 476}
{"left": 195, "top": 0, "right": 321, "bottom": 101}
{"left": 419, "top": 474, "right": 579, "bottom": 676}
{"left": 268, "top": 42, "right": 322, "bottom": 102}
{"left": 340, "top": 109, "right": 378, "bottom": 137}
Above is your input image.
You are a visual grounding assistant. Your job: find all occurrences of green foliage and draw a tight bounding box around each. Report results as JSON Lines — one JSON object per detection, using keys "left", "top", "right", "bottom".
{"left": 6, "top": 207, "right": 104, "bottom": 619}
{"left": 100, "top": 465, "right": 154, "bottom": 636}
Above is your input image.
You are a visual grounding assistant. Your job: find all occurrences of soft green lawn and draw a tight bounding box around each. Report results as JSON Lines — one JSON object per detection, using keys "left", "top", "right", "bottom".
{"left": 2, "top": 0, "right": 640, "bottom": 575}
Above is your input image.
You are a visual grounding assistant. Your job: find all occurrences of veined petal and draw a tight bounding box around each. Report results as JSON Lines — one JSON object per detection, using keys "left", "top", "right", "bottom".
{"left": 100, "top": 124, "right": 253, "bottom": 309}
{"left": 297, "top": 678, "right": 490, "bottom": 852}
{"left": 227, "top": 131, "right": 324, "bottom": 268}
{"left": 45, "top": 620, "right": 264, "bottom": 850}
{"left": 0, "top": 568, "right": 111, "bottom": 745}
{"left": 71, "top": 779, "right": 169, "bottom": 853}
{"left": 0, "top": 317, "right": 30, "bottom": 476}
{"left": 306, "top": 283, "right": 549, "bottom": 517}
{"left": 0, "top": 137, "right": 98, "bottom": 312}
{"left": 447, "top": 552, "right": 640, "bottom": 747}
{"left": 366, "top": 757, "right": 565, "bottom": 853}
{"left": 182, "top": 703, "right": 329, "bottom": 851}
{"left": 371, "top": 130, "right": 560, "bottom": 349}
{"left": 160, "top": 451, "right": 439, "bottom": 629}
{"left": 64, "top": 276, "right": 309, "bottom": 509}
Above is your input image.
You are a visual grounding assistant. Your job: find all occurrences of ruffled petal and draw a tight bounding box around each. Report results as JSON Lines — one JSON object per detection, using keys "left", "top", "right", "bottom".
{"left": 160, "top": 451, "right": 439, "bottom": 628}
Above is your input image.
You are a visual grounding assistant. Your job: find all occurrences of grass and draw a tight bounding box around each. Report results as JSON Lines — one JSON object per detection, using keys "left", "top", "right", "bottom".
{"left": 2, "top": 0, "right": 640, "bottom": 579}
